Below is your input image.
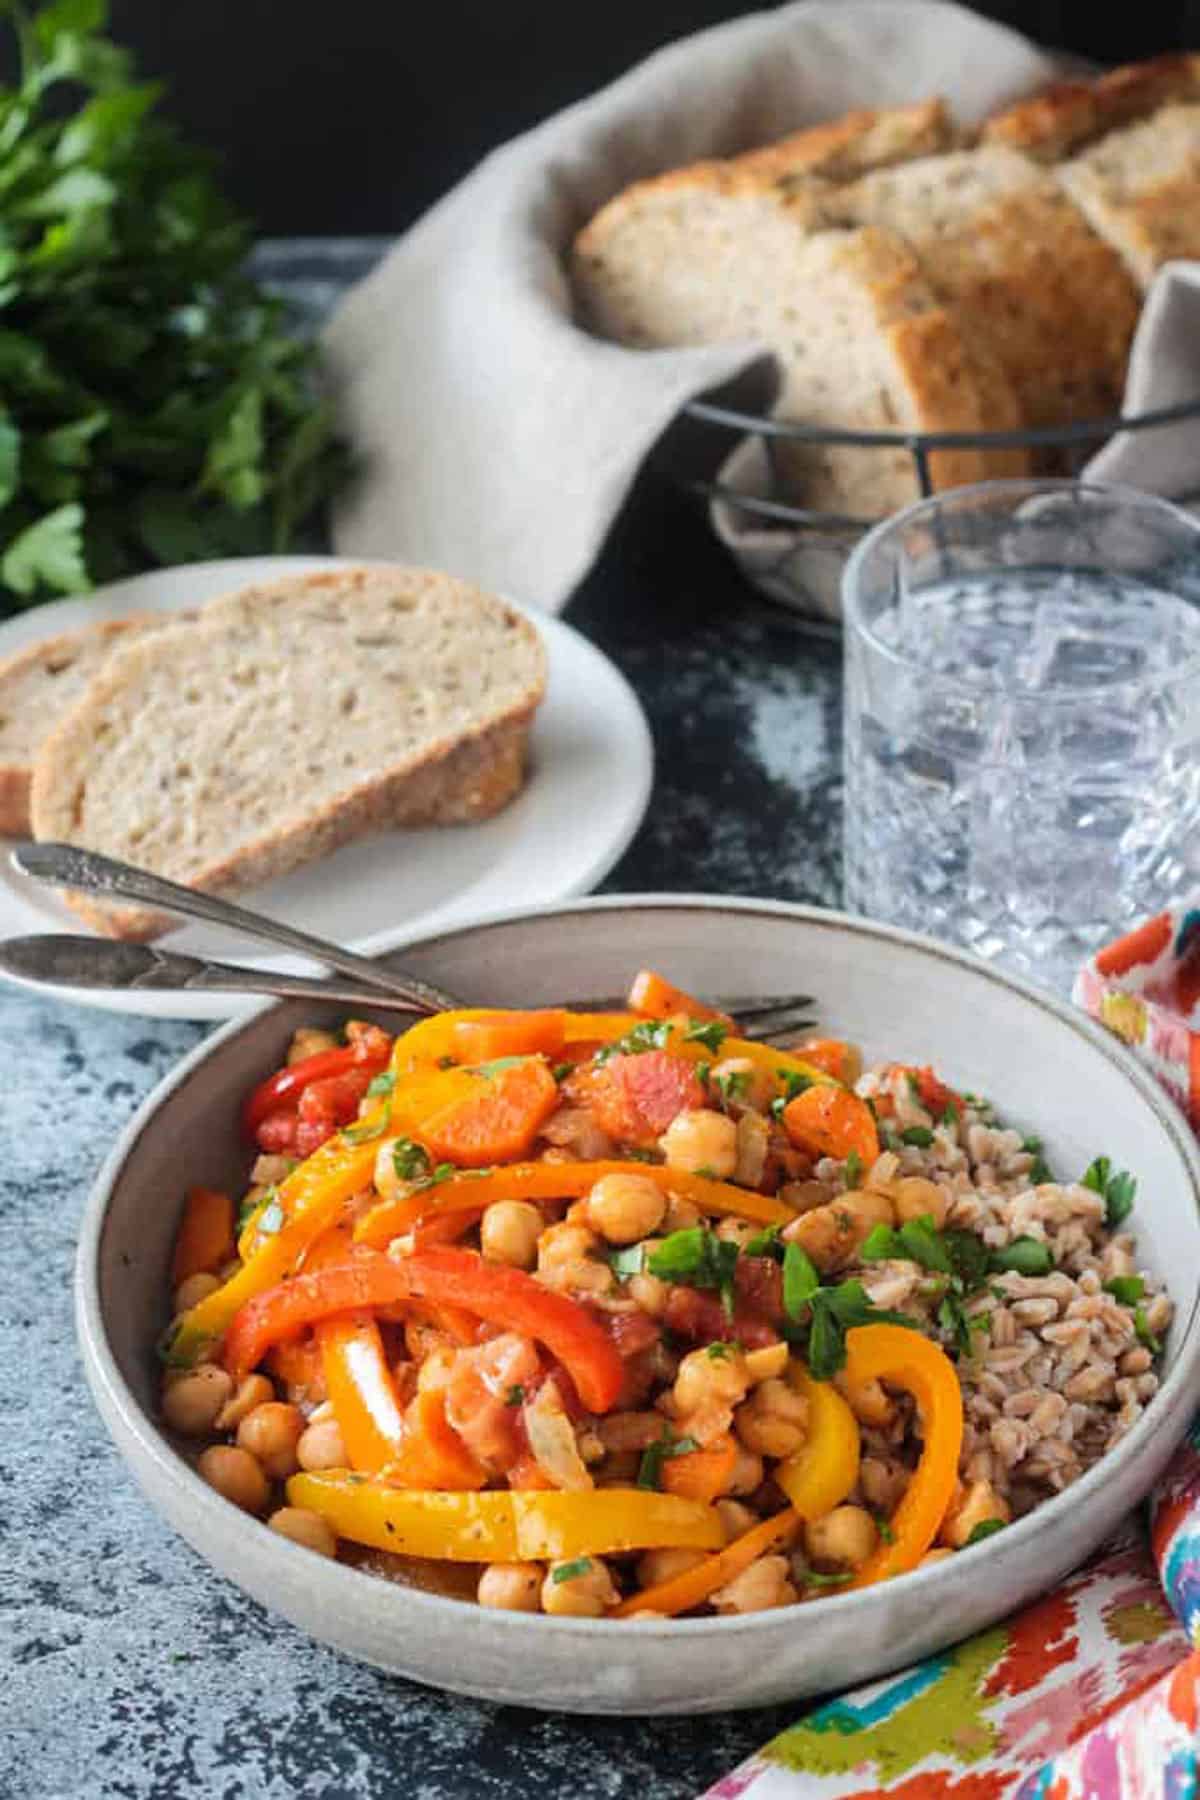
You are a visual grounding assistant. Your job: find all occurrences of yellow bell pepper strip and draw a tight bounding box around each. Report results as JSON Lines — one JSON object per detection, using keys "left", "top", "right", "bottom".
{"left": 840, "top": 1324, "right": 963, "bottom": 1588}
{"left": 354, "top": 1158, "right": 795, "bottom": 1249}
{"left": 286, "top": 1475, "right": 724, "bottom": 1562}
{"left": 774, "top": 1364, "right": 861, "bottom": 1518}
{"left": 389, "top": 1009, "right": 640, "bottom": 1070}
{"left": 165, "top": 1132, "right": 380, "bottom": 1368}
{"left": 222, "top": 1248, "right": 625, "bottom": 1414}
{"left": 612, "top": 1507, "right": 802, "bottom": 1618}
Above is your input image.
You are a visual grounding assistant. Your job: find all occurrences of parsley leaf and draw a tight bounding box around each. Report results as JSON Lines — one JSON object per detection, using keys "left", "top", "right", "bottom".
{"left": 965, "top": 1519, "right": 1006, "bottom": 1547}
{"left": 782, "top": 1242, "right": 820, "bottom": 1320}
{"left": 843, "top": 1151, "right": 863, "bottom": 1188}
{"left": 743, "top": 1224, "right": 782, "bottom": 1259}
{"left": 803, "top": 1568, "right": 854, "bottom": 1587}
{"left": 1104, "top": 1275, "right": 1145, "bottom": 1306}
{"left": 365, "top": 1072, "right": 395, "bottom": 1099}
{"left": 683, "top": 1019, "right": 728, "bottom": 1054}
{"left": 712, "top": 1067, "right": 750, "bottom": 1108}
{"left": 646, "top": 1227, "right": 739, "bottom": 1318}
{"left": 1133, "top": 1305, "right": 1162, "bottom": 1355}
{"left": 900, "top": 1126, "right": 935, "bottom": 1148}
{"left": 990, "top": 1237, "right": 1053, "bottom": 1277}
{"left": 504, "top": 1385, "right": 525, "bottom": 1407}
{"left": 1081, "top": 1156, "right": 1138, "bottom": 1229}
{"left": 595, "top": 1020, "right": 671, "bottom": 1062}
{"left": 637, "top": 1432, "right": 700, "bottom": 1490}
{"left": 551, "top": 1558, "right": 593, "bottom": 1584}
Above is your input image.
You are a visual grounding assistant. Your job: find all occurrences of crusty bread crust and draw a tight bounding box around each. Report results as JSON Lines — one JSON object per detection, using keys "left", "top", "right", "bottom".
{"left": 1058, "top": 103, "right": 1200, "bottom": 289}
{"left": 31, "top": 567, "right": 546, "bottom": 940}
{"left": 0, "top": 615, "right": 161, "bottom": 836}
{"left": 982, "top": 52, "right": 1200, "bottom": 161}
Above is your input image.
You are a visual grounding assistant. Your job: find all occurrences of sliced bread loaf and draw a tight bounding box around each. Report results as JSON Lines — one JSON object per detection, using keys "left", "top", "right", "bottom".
{"left": 816, "top": 146, "right": 1141, "bottom": 433}
{"left": 1058, "top": 103, "right": 1200, "bottom": 288}
{"left": 981, "top": 53, "right": 1200, "bottom": 162}
{"left": 0, "top": 615, "right": 162, "bottom": 837}
{"left": 30, "top": 567, "right": 546, "bottom": 939}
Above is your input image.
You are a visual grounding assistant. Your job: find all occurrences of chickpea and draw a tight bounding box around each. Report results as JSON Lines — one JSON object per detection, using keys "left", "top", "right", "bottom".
{"left": 585, "top": 1173, "right": 666, "bottom": 1245}
{"left": 197, "top": 1444, "right": 269, "bottom": 1513}
{"left": 939, "top": 1478, "right": 1010, "bottom": 1549}
{"left": 892, "top": 1176, "right": 948, "bottom": 1229}
{"left": 660, "top": 1109, "right": 738, "bottom": 1179}
{"left": 480, "top": 1200, "right": 543, "bottom": 1268}
{"left": 636, "top": 1546, "right": 708, "bottom": 1588}
{"left": 661, "top": 1194, "right": 701, "bottom": 1233}
{"left": 297, "top": 1414, "right": 348, "bottom": 1472}
{"left": 541, "top": 1556, "right": 619, "bottom": 1617}
{"left": 537, "top": 1221, "right": 613, "bottom": 1297}
{"left": 288, "top": 1027, "right": 338, "bottom": 1064}
{"left": 627, "top": 1270, "right": 668, "bottom": 1316}
{"left": 709, "top": 1056, "right": 774, "bottom": 1113}
{"left": 173, "top": 1271, "right": 221, "bottom": 1314}
{"left": 215, "top": 1373, "right": 275, "bottom": 1433}
{"left": 715, "top": 1217, "right": 760, "bottom": 1250}
{"left": 673, "top": 1344, "right": 749, "bottom": 1416}
{"left": 804, "top": 1505, "right": 879, "bottom": 1569}
{"left": 783, "top": 1187, "right": 895, "bottom": 1273}
{"left": 860, "top": 1455, "right": 909, "bottom": 1514}
{"left": 716, "top": 1498, "right": 759, "bottom": 1542}
{"left": 236, "top": 1402, "right": 305, "bottom": 1479}
{"left": 723, "top": 1445, "right": 765, "bottom": 1497}
{"left": 268, "top": 1507, "right": 337, "bottom": 1557}
{"left": 835, "top": 1371, "right": 895, "bottom": 1428}
{"left": 712, "top": 1554, "right": 797, "bottom": 1614}
{"left": 162, "top": 1364, "right": 232, "bottom": 1437}
{"left": 734, "top": 1378, "right": 808, "bottom": 1459}
{"left": 743, "top": 1342, "right": 789, "bottom": 1385}
{"left": 478, "top": 1562, "right": 543, "bottom": 1612}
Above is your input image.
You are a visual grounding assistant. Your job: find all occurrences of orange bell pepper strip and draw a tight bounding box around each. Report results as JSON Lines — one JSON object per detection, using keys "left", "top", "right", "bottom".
{"left": 354, "top": 1158, "right": 796, "bottom": 1248}
{"left": 774, "top": 1364, "right": 861, "bottom": 1518}
{"left": 782, "top": 1084, "right": 880, "bottom": 1165}
{"left": 380, "top": 1390, "right": 487, "bottom": 1490}
{"left": 419, "top": 1058, "right": 560, "bottom": 1167}
{"left": 389, "top": 1009, "right": 639, "bottom": 1070}
{"left": 166, "top": 1133, "right": 381, "bottom": 1367}
{"left": 1095, "top": 910, "right": 1172, "bottom": 977}
{"left": 452, "top": 1011, "right": 567, "bottom": 1064}
{"left": 627, "top": 970, "right": 733, "bottom": 1028}
{"left": 793, "top": 1039, "right": 863, "bottom": 1086}
{"left": 612, "top": 1507, "right": 802, "bottom": 1618}
{"left": 286, "top": 1475, "right": 724, "bottom": 1562}
{"left": 840, "top": 1324, "right": 963, "bottom": 1587}
{"left": 661, "top": 1434, "right": 738, "bottom": 1504}
{"left": 171, "top": 1187, "right": 235, "bottom": 1287}
{"left": 222, "top": 1248, "right": 625, "bottom": 1414}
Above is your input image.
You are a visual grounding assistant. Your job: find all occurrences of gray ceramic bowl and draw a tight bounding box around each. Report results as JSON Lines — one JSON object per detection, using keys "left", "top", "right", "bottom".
{"left": 77, "top": 898, "right": 1200, "bottom": 1715}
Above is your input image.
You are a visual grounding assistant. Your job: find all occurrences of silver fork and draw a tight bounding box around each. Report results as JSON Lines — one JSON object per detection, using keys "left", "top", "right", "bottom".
{"left": 6, "top": 843, "right": 818, "bottom": 1041}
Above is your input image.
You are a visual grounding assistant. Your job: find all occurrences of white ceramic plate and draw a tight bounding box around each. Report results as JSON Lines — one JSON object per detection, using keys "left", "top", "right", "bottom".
{"left": 77, "top": 898, "right": 1200, "bottom": 1714}
{"left": 0, "top": 556, "right": 653, "bottom": 1019}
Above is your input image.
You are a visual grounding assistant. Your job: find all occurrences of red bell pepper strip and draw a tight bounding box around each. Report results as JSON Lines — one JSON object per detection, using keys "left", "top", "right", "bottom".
{"left": 223, "top": 1248, "right": 625, "bottom": 1415}
{"left": 242, "top": 1032, "right": 391, "bottom": 1137}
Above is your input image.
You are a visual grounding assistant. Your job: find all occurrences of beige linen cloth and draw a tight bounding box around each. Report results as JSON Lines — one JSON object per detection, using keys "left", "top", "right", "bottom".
{"left": 324, "top": 0, "right": 1200, "bottom": 619}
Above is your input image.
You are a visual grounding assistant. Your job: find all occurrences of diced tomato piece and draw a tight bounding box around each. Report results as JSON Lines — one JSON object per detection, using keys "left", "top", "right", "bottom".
{"left": 604, "top": 1309, "right": 661, "bottom": 1360}
{"left": 907, "top": 1066, "right": 966, "bottom": 1118}
{"left": 587, "top": 1051, "right": 704, "bottom": 1149}
{"left": 256, "top": 1109, "right": 299, "bottom": 1154}
{"left": 663, "top": 1286, "right": 780, "bottom": 1350}
{"left": 733, "top": 1255, "right": 785, "bottom": 1324}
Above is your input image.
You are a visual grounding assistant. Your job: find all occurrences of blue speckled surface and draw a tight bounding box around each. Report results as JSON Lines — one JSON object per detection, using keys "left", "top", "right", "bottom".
{"left": 1, "top": 244, "right": 845, "bottom": 1800}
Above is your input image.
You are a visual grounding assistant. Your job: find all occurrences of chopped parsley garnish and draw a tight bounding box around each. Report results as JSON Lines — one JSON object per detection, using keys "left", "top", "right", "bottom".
{"left": 596, "top": 1020, "right": 672, "bottom": 1062}
{"left": 743, "top": 1224, "right": 782, "bottom": 1259}
{"left": 905, "top": 1072, "right": 922, "bottom": 1098}
{"left": 705, "top": 1342, "right": 735, "bottom": 1360}
{"left": 990, "top": 1237, "right": 1053, "bottom": 1277}
{"left": 341, "top": 1111, "right": 389, "bottom": 1144}
{"left": 843, "top": 1151, "right": 863, "bottom": 1188}
{"left": 1104, "top": 1275, "right": 1145, "bottom": 1306}
{"left": 900, "top": 1126, "right": 935, "bottom": 1148}
{"left": 965, "top": 1519, "right": 1006, "bottom": 1547}
{"left": 1081, "top": 1156, "right": 1137, "bottom": 1229}
{"left": 366, "top": 1071, "right": 396, "bottom": 1099}
{"left": 803, "top": 1569, "right": 854, "bottom": 1587}
{"left": 237, "top": 1187, "right": 271, "bottom": 1234}
{"left": 607, "top": 1244, "right": 646, "bottom": 1281}
{"left": 861, "top": 1215, "right": 950, "bottom": 1274}
{"left": 782, "top": 1257, "right": 917, "bottom": 1380}
{"left": 940, "top": 1103, "right": 960, "bottom": 1127}
{"left": 504, "top": 1385, "right": 525, "bottom": 1407}
{"left": 551, "top": 1062, "right": 574, "bottom": 1083}
{"left": 1133, "top": 1305, "right": 1161, "bottom": 1355}
{"left": 257, "top": 1198, "right": 285, "bottom": 1236}
{"left": 637, "top": 1432, "right": 700, "bottom": 1490}
{"left": 646, "top": 1227, "right": 740, "bottom": 1319}
{"left": 392, "top": 1138, "right": 432, "bottom": 1182}
{"left": 683, "top": 1019, "right": 729, "bottom": 1054}
{"left": 782, "top": 1242, "right": 820, "bottom": 1320}
{"left": 713, "top": 1067, "right": 751, "bottom": 1108}
{"left": 551, "top": 1558, "right": 593, "bottom": 1584}
{"left": 771, "top": 1069, "right": 814, "bottom": 1120}
{"left": 470, "top": 1055, "right": 531, "bottom": 1078}
{"left": 875, "top": 1516, "right": 896, "bottom": 1544}
{"left": 862, "top": 1214, "right": 1005, "bottom": 1358}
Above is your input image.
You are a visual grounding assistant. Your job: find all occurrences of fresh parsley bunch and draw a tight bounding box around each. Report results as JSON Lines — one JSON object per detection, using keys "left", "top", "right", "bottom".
{"left": 0, "top": 0, "right": 347, "bottom": 609}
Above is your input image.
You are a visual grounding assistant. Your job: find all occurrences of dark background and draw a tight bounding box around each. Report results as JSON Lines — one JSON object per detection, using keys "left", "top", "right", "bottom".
{"left": 96, "top": 1, "right": 1200, "bottom": 235}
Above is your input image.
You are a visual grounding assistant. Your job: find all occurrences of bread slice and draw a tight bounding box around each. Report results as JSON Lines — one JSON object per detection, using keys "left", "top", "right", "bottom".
{"left": 731, "top": 98, "right": 955, "bottom": 185}
{"left": 1058, "top": 103, "right": 1200, "bottom": 288}
{"left": 0, "top": 616, "right": 163, "bottom": 837}
{"left": 982, "top": 53, "right": 1200, "bottom": 162}
{"left": 817, "top": 146, "right": 1141, "bottom": 434}
{"left": 30, "top": 567, "right": 546, "bottom": 939}
{"left": 573, "top": 171, "right": 1027, "bottom": 518}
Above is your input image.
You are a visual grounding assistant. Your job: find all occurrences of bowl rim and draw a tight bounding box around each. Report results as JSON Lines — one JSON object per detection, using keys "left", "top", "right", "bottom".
{"left": 75, "top": 892, "right": 1200, "bottom": 1642}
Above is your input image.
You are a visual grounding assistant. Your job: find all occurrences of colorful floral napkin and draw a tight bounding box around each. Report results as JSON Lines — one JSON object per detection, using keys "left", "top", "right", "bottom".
{"left": 705, "top": 911, "right": 1200, "bottom": 1797}
{"left": 704, "top": 1423, "right": 1200, "bottom": 1800}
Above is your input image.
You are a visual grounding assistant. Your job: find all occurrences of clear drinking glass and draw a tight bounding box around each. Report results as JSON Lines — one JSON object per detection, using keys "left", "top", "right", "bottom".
{"left": 842, "top": 481, "right": 1200, "bottom": 992}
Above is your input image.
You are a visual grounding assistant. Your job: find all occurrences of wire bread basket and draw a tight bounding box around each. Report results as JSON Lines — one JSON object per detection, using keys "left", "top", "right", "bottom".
{"left": 674, "top": 394, "right": 1200, "bottom": 627}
